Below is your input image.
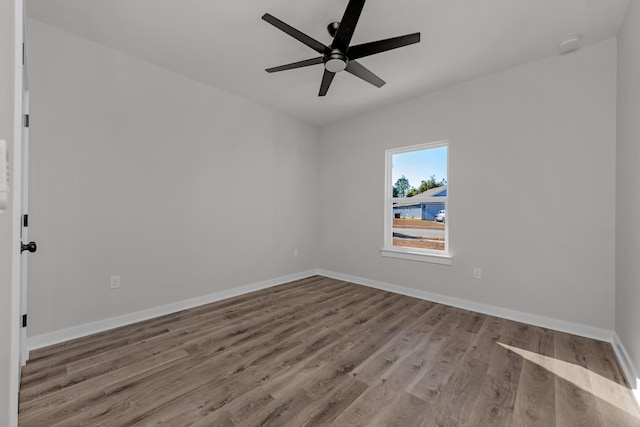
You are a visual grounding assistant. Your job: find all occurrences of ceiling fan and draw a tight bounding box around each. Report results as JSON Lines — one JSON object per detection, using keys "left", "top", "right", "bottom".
{"left": 262, "top": 0, "right": 421, "bottom": 96}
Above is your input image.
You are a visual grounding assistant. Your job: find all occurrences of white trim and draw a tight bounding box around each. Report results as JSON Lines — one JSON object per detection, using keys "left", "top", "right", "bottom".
{"left": 9, "top": 1, "right": 23, "bottom": 426}
{"left": 388, "top": 140, "right": 449, "bottom": 155}
{"left": 316, "top": 269, "right": 613, "bottom": 342}
{"left": 27, "top": 270, "right": 317, "bottom": 351}
{"left": 384, "top": 141, "right": 451, "bottom": 261}
{"left": 19, "top": 88, "right": 28, "bottom": 366}
{"left": 380, "top": 248, "right": 453, "bottom": 265}
{"left": 612, "top": 332, "right": 640, "bottom": 406}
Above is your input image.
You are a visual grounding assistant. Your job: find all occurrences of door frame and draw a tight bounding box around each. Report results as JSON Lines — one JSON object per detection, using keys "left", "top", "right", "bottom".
{"left": 10, "top": 0, "right": 25, "bottom": 425}
{"left": 20, "top": 87, "right": 29, "bottom": 367}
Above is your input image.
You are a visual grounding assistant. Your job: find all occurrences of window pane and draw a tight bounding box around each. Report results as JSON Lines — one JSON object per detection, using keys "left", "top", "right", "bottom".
{"left": 391, "top": 146, "right": 447, "bottom": 251}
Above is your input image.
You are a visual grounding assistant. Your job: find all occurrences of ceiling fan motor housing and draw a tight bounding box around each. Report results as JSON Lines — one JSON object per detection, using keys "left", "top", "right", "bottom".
{"left": 327, "top": 21, "right": 341, "bottom": 38}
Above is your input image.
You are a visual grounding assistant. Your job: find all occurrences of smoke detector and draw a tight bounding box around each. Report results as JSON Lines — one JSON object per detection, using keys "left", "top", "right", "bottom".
{"left": 558, "top": 35, "right": 581, "bottom": 54}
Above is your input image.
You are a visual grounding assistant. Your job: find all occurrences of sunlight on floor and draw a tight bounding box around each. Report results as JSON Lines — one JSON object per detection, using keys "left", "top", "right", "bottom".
{"left": 499, "top": 343, "right": 640, "bottom": 419}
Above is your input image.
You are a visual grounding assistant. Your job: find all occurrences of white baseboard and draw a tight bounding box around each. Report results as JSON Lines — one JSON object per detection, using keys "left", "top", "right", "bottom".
{"left": 27, "top": 270, "right": 318, "bottom": 352}
{"left": 316, "top": 269, "right": 614, "bottom": 342}
{"left": 613, "top": 333, "right": 640, "bottom": 403}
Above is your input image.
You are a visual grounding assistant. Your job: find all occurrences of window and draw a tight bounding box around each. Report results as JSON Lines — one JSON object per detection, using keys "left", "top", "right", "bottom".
{"left": 382, "top": 141, "right": 451, "bottom": 265}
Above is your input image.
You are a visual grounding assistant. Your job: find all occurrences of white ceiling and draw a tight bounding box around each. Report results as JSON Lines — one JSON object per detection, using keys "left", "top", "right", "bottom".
{"left": 26, "top": 0, "right": 629, "bottom": 127}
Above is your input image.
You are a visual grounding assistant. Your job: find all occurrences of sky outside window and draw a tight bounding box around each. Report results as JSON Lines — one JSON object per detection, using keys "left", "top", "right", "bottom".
{"left": 392, "top": 146, "right": 447, "bottom": 191}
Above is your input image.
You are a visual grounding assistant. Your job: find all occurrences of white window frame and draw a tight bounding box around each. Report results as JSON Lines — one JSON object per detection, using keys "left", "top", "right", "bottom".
{"left": 381, "top": 140, "right": 452, "bottom": 265}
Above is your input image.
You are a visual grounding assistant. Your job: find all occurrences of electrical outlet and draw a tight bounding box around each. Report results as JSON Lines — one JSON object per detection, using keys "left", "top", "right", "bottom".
{"left": 110, "top": 275, "right": 121, "bottom": 289}
{"left": 473, "top": 268, "right": 482, "bottom": 280}
{"left": 293, "top": 249, "right": 299, "bottom": 257}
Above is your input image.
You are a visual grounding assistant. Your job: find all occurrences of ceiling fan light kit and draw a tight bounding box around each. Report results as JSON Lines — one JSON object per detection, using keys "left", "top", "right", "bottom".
{"left": 325, "top": 50, "right": 348, "bottom": 73}
{"left": 263, "top": 0, "right": 421, "bottom": 96}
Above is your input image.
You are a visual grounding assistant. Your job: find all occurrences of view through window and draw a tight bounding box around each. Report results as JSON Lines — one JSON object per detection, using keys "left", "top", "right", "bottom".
{"left": 388, "top": 142, "right": 448, "bottom": 253}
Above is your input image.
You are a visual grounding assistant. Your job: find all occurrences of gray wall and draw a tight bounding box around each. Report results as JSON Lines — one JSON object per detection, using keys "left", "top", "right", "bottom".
{"left": 0, "top": 0, "right": 17, "bottom": 423}
{"left": 27, "top": 20, "right": 319, "bottom": 336}
{"left": 616, "top": 0, "right": 640, "bottom": 384}
{"left": 319, "top": 38, "right": 617, "bottom": 330}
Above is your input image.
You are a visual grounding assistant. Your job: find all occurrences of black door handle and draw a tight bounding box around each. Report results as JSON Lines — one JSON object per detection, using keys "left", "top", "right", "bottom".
{"left": 21, "top": 241, "right": 37, "bottom": 253}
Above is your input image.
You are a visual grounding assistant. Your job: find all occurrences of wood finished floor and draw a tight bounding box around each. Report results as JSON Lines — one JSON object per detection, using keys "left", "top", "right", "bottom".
{"left": 19, "top": 276, "right": 640, "bottom": 426}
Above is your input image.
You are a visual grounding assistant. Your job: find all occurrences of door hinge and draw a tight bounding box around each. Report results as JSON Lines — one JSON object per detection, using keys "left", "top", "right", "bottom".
{"left": 24, "top": 114, "right": 29, "bottom": 128}
{"left": 22, "top": 43, "right": 25, "bottom": 65}
{"left": 22, "top": 314, "right": 27, "bottom": 328}
{"left": 23, "top": 214, "right": 28, "bottom": 227}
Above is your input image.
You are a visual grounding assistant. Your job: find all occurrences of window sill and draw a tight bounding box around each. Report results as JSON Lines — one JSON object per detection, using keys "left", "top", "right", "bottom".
{"left": 380, "top": 248, "right": 453, "bottom": 265}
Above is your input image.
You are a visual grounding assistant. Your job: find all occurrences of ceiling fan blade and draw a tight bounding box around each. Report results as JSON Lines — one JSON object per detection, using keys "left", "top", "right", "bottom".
{"left": 345, "top": 60, "right": 385, "bottom": 88}
{"left": 347, "top": 33, "right": 420, "bottom": 60}
{"left": 266, "top": 57, "right": 324, "bottom": 73}
{"left": 262, "top": 13, "right": 328, "bottom": 54}
{"left": 319, "top": 69, "right": 336, "bottom": 96}
{"left": 331, "top": 0, "right": 366, "bottom": 52}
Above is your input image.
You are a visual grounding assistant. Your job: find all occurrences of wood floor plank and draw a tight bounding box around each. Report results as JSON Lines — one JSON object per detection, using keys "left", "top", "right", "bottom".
{"left": 337, "top": 388, "right": 430, "bottom": 427}
{"left": 333, "top": 342, "right": 435, "bottom": 426}
{"left": 553, "top": 331, "right": 608, "bottom": 427}
{"left": 19, "top": 276, "right": 640, "bottom": 426}
{"left": 467, "top": 374, "right": 518, "bottom": 427}
{"left": 486, "top": 318, "right": 525, "bottom": 385}
{"left": 350, "top": 305, "right": 441, "bottom": 386}
{"left": 292, "top": 377, "right": 369, "bottom": 426}
{"left": 421, "top": 347, "right": 490, "bottom": 426}
{"left": 192, "top": 386, "right": 275, "bottom": 426}
{"left": 510, "top": 325, "right": 557, "bottom": 427}
{"left": 407, "top": 328, "right": 477, "bottom": 402}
